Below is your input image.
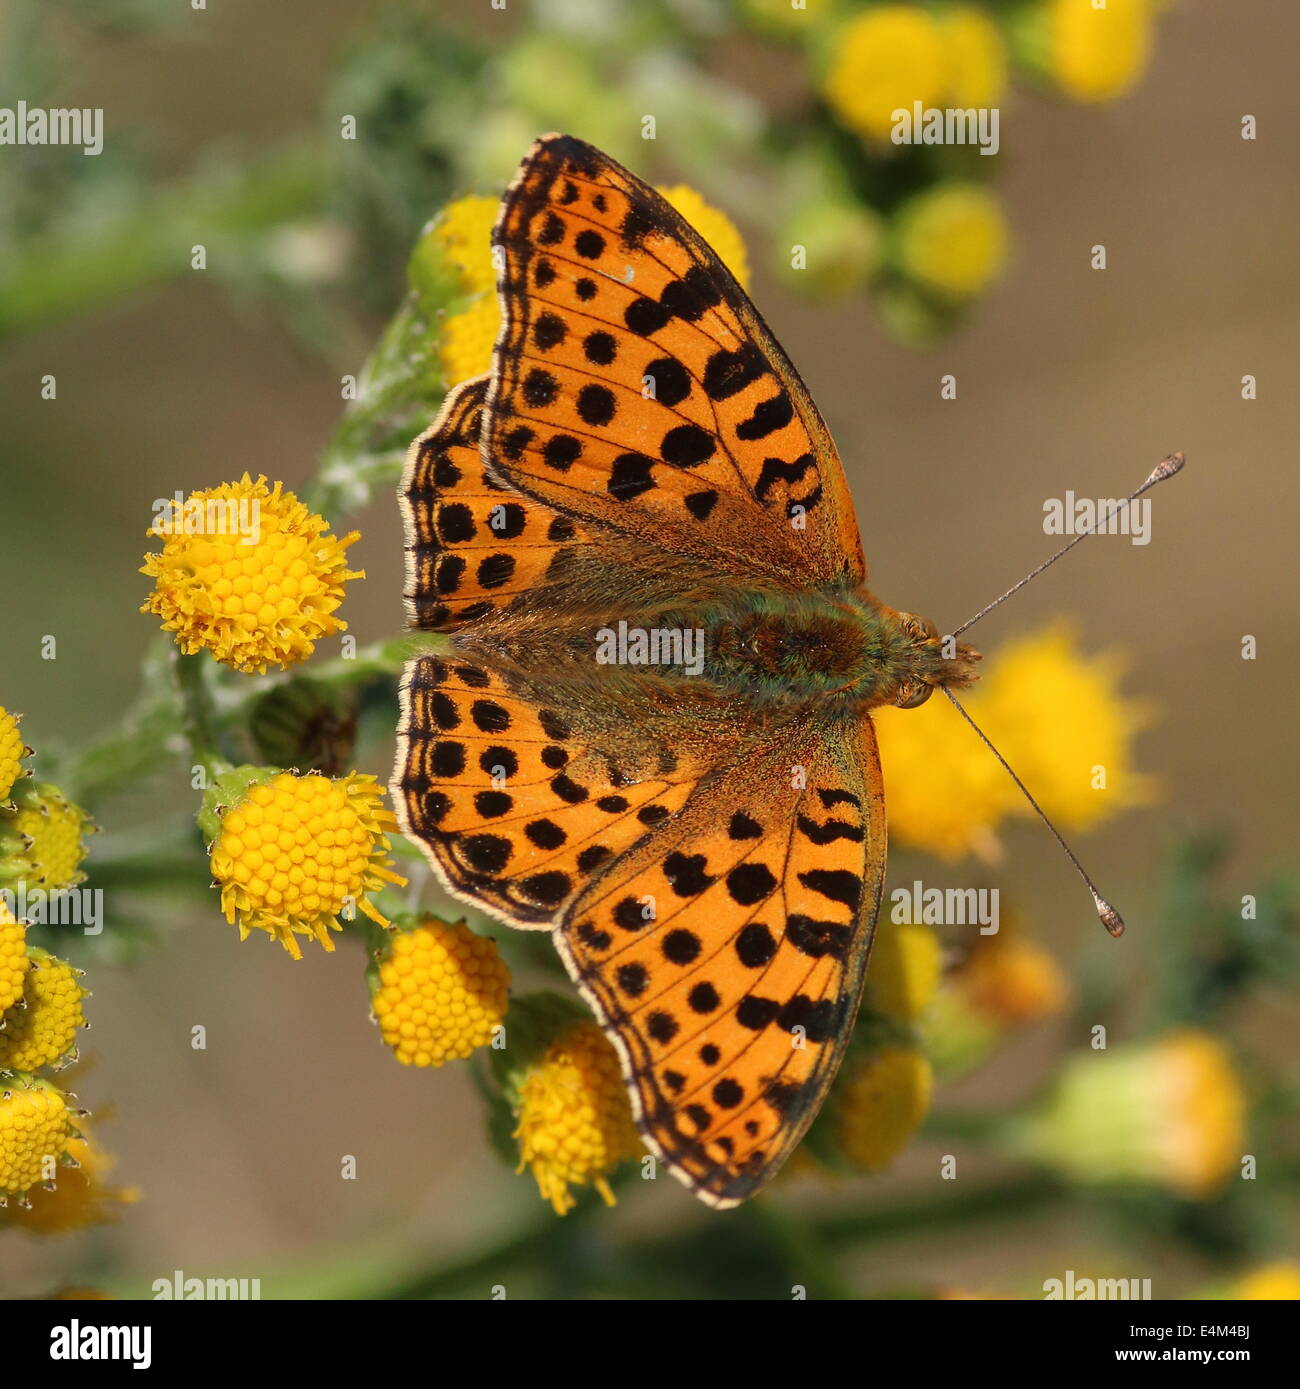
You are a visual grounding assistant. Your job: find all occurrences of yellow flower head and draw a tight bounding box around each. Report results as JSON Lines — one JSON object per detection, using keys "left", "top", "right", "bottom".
{"left": 0, "top": 949, "right": 87, "bottom": 1072}
{"left": 428, "top": 194, "right": 500, "bottom": 297}
{"left": 955, "top": 929, "right": 1070, "bottom": 1024}
{"left": 1222, "top": 1263, "right": 1300, "bottom": 1301}
{"left": 514, "top": 1021, "right": 641, "bottom": 1215}
{"left": 1021, "top": 1029, "right": 1245, "bottom": 1199}
{"left": 835, "top": 1044, "right": 933, "bottom": 1171}
{"left": 980, "top": 623, "right": 1156, "bottom": 831}
{"left": 1, "top": 1132, "right": 138, "bottom": 1234}
{"left": 824, "top": 6, "right": 947, "bottom": 143}
{"left": 658, "top": 185, "right": 752, "bottom": 290}
{"left": 0, "top": 783, "right": 93, "bottom": 892}
{"left": 895, "top": 182, "right": 1008, "bottom": 300}
{"left": 877, "top": 623, "right": 1154, "bottom": 858}
{"left": 864, "top": 916, "right": 943, "bottom": 1021}
{"left": 435, "top": 186, "right": 750, "bottom": 387}
{"left": 0, "top": 901, "right": 28, "bottom": 1015}
{"left": 875, "top": 697, "right": 1018, "bottom": 860}
{"left": 141, "top": 474, "right": 363, "bottom": 675}
{"left": 941, "top": 6, "right": 1010, "bottom": 109}
{"left": 209, "top": 769, "right": 406, "bottom": 959}
{"left": 372, "top": 917, "right": 510, "bottom": 1067}
{"left": 1049, "top": 0, "right": 1154, "bottom": 103}
{"left": 0, "top": 706, "right": 31, "bottom": 808}
{"left": 0, "top": 1074, "right": 73, "bottom": 1202}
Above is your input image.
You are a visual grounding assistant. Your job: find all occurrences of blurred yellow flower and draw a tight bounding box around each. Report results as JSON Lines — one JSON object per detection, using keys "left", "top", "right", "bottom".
{"left": 372, "top": 917, "right": 510, "bottom": 1068}
{"left": 141, "top": 475, "right": 363, "bottom": 675}
{"left": 981, "top": 624, "right": 1157, "bottom": 831}
{"left": 428, "top": 194, "right": 499, "bottom": 296}
{"left": 514, "top": 1021, "right": 641, "bottom": 1215}
{"left": 864, "top": 917, "right": 943, "bottom": 1021}
{"left": 0, "top": 1074, "right": 73, "bottom": 1202}
{"left": 209, "top": 768, "right": 405, "bottom": 959}
{"left": 0, "top": 901, "right": 28, "bottom": 1015}
{"left": 1020, "top": 1029, "right": 1244, "bottom": 1199}
{"left": 440, "top": 294, "right": 500, "bottom": 389}
{"left": 836, "top": 1044, "right": 933, "bottom": 1170}
{"left": 1222, "top": 1263, "right": 1300, "bottom": 1300}
{"left": 658, "top": 185, "right": 752, "bottom": 290}
{"left": 0, "top": 948, "right": 87, "bottom": 1072}
{"left": 941, "top": 6, "right": 1010, "bottom": 109}
{"left": 824, "top": 6, "right": 948, "bottom": 143}
{"left": 0, "top": 784, "right": 93, "bottom": 892}
{"left": 895, "top": 182, "right": 1008, "bottom": 299}
{"left": 1, "top": 1132, "right": 138, "bottom": 1235}
{"left": 955, "top": 929, "right": 1071, "bottom": 1025}
{"left": 876, "top": 623, "right": 1154, "bottom": 859}
{"left": 0, "top": 706, "right": 29, "bottom": 809}
{"left": 875, "top": 696, "right": 1017, "bottom": 861}
{"left": 1048, "top": 0, "right": 1154, "bottom": 103}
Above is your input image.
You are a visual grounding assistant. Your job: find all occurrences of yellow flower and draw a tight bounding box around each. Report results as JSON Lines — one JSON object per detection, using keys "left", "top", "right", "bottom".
{"left": 875, "top": 697, "right": 1018, "bottom": 860}
{"left": 0, "top": 706, "right": 30, "bottom": 809}
{"left": 824, "top": 6, "right": 948, "bottom": 143}
{"left": 514, "top": 1021, "right": 641, "bottom": 1215}
{"left": 140, "top": 474, "right": 363, "bottom": 675}
{"left": 1020, "top": 1029, "right": 1245, "bottom": 1199}
{"left": 372, "top": 917, "right": 510, "bottom": 1067}
{"left": 836, "top": 1044, "right": 933, "bottom": 1170}
{"left": 658, "top": 185, "right": 751, "bottom": 290}
{"left": 955, "top": 930, "right": 1070, "bottom": 1024}
{"left": 981, "top": 624, "right": 1156, "bottom": 831}
{"left": 1, "top": 1132, "right": 138, "bottom": 1234}
{"left": 0, "top": 949, "right": 87, "bottom": 1072}
{"left": 864, "top": 917, "right": 943, "bottom": 1021}
{"left": 427, "top": 194, "right": 499, "bottom": 296}
{"left": 895, "top": 182, "right": 1008, "bottom": 299}
{"left": 1049, "top": 0, "right": 1154, "bottom": 103}
{"left": 0, "top": 900, "right": 28, "bottom": 1015}
{"left": 941, "top": 6, "right": 1010, "bottom": 109}
{"left": 0, "top": 1074, "right": 73, "bottom": 1201}
{"left": 209, "top": 769, "right": 406, "bottom": 959}
{"left": 435, "top": 186, "right": 750, "bottom": 387}
{"left": 876, "top": 623, "right": 1154, "bottom": 858}
{"left": 1222, "top": 1263, "right": 1300, "bottom": 1301}
{"left": 0, "top": 783, "right": 93, "bottom": 891}
{"left": 440, "top": 293, "right": 500, "bottom": 388}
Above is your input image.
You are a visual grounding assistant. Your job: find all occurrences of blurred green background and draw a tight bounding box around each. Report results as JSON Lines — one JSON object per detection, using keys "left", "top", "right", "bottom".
{"left": 1, "top": 0, "right": 1296, "bottom": 1299}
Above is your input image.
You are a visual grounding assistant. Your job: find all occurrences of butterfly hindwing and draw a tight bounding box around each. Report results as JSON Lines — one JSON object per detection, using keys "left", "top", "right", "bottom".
{"left": 485, "top": 134, "right": 867, "bottom": 587}
{"left": 556, "top": 715, "right": 887, "bottom": 1207}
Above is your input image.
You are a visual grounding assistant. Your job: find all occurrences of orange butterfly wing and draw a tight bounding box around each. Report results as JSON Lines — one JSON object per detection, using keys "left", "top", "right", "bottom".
{"left": 557, "top": 717, "right": 886, "bottom": 1207}
{"left": 484, "top": 133, "right": 867, "bottom": 587}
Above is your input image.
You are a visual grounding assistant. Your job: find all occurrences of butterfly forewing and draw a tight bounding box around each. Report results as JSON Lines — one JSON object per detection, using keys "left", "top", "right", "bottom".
{"left": 486, "top": 134, "right": 867, "bottom": 586}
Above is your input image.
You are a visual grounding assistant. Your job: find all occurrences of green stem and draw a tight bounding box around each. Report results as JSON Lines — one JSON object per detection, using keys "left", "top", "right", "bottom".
{"left": 174, "top": 653, "right": 229, "bottom": 779}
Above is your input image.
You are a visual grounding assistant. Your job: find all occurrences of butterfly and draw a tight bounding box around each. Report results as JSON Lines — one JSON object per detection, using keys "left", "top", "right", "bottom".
{"left": 392, "top": 134, "right": 981, "bottom": 1208}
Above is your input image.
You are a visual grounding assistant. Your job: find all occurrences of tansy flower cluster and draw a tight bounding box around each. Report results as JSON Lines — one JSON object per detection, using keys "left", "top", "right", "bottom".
{"left": 205, "top": 767, "right": 406, "bottom": 960}
{"left": 875, "top": 623, "right": 1154, "bottom": 861}
{"left": 140, "top": 474, "right": 363, "bottom": 674}
{"left": 0, "top": 711, "right": 132, "bottom": 1230}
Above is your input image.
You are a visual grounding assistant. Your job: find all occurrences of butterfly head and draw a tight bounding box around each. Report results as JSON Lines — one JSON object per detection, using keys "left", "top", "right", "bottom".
{"left": 886, "top": 609, "right": 982, "bottom": 709}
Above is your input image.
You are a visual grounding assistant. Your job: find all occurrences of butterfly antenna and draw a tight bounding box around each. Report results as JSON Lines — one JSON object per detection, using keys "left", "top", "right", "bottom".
{"left": 940, "top": 687, "right": 1125, "bottom": 937}
{"left": 950, "top": 452, "right": 1184, "bottom": 639}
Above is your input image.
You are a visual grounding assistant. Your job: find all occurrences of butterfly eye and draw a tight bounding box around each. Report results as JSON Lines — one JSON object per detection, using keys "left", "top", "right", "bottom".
{"left": 896, "top": 682, "right": 933, "bottom": 709}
